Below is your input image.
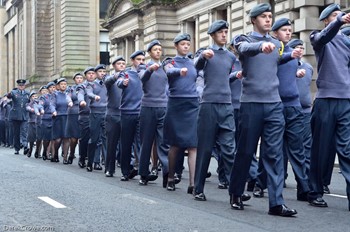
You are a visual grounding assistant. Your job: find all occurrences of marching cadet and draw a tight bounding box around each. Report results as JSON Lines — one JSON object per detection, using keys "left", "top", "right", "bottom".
{"left": 25, "top": 91, "right": 39, "bottom": 157}
{"left": 77, "top": 67, "right": 95, "bottom": 168}
{"left": 85, "top": 64, "right": 108, "bottom": 172}
{"left": 116, "top": 51, "right": 144, "bottom": 180}
{"left": 3, "top": 97, "right": 13, "bottom": 148}
{"left": 193, "top": 20, "right": 237, "bottom": 201}
{"left": 138, "top": 40, "right": 169, "bottom": 187}
{"left": 7, "top": 79, "right": 30, "bottom": 155}
{"left": 66, "top": 73, "right": 84, "bottom": 163}
{"left": 33, "top": 86, "right": 47, "bottom": 158}
{"left": 104, "top": 56, "right": 124, "bottom": 177}
{"left": 51, "top": 78, "right": 73, "bottom": 164}
{"left": 229, "top": 3, "right": 297, "bottom": 216}
{"left": 270, "top": 18, "right": 310, "bottom": 201}
{"left": 162, "top": 33, "right": 198, "bottom": 192}
{"left": 0, "top": 96, "right": 6, "bottom": 146}
{"left": 286, "top": 38, "right": 313, "bottom": 177}
{"left": 40, "top": 82, "right": 56, "bottom": 161}
{"left": 307, "top": 4, "right": 350, "bottom": 211}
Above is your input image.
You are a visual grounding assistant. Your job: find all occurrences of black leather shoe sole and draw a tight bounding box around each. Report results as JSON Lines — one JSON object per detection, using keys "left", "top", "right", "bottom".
{"left": 242, "top": 193, "right": 251, "bottom": 202}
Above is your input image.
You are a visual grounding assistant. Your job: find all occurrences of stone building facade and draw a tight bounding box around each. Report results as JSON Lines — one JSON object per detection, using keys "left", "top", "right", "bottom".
{"left": 0, "top": 0, "right": 103, "bottom": 94}
{"left": 103, "top": 0, "right": 350, "bottom": 93}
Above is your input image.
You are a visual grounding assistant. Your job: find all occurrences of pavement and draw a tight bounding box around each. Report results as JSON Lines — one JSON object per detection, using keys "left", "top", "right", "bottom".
{"left": 0, "top": 146, "right": 349, "bottom": 232}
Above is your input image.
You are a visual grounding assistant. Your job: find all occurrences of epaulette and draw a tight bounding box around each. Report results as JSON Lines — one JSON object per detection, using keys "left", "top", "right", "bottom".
{"left": 233, "top": 34, "right": 252, "bottom": 46}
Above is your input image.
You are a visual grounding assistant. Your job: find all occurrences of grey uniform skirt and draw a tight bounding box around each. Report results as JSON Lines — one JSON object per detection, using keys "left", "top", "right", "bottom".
{"left": 163, "top": 97, "right": 199, "bottom": 148}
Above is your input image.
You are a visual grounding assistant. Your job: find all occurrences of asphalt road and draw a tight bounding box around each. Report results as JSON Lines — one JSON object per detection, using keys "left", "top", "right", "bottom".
{"left": 0, "top": 146, "right": 349, "bottom": 232}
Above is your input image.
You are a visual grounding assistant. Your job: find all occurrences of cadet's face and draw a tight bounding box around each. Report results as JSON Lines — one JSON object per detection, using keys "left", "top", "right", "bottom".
{"left": 113, "top": 61, "right": 126, "bottom": 72}
{"left": 295, "top": 45, "right": 305, "bottom": 57}
{"left": 274, "top": 25, "right": 292, "bottom": 43}
{"left": 48, "top": 86, "right": 55, "bottom": 93}
{"left": 253, "top": 12, "right": 273, "bottom": 34}
{"left": 41, "top": 89, "right": 48, "bottom": 95}
{"left": 85, "top": 71, "right": 96, "bottom": 82}
{"left": 149, "top": 45, "right": 162, "bottom": 61}
{"left": 31, "top": 94, "right": 38, "bottom": 100}
{"left": 175, "top": 40, "right": 191, "bottom": 56}
{"left": 324, "top": 11, "right": 342, "bottom": 26}
{"left": 18, "top": 84, "right": 25, "bottom": 90}
{"left": 132, "top": 55, "right": 145, "bottom": 67}
{"left": 96, "top": 69, "right": 106, "bottom": 80}
{"left": 211, "top": 28, "right": 228, "bottom": 46}
{"left": 74, "top": 75, "right": 84, "bottom": 85}
{"left": 59, "top": 82, "right": 67, "bottom": 91}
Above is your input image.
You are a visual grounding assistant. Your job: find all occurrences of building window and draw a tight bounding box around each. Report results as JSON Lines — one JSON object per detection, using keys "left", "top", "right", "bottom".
{"left": 100, "top": 0, "right": 108, "bottom": 19}
{"left": 100, "top": 31, "right": 110, "bottom": 65}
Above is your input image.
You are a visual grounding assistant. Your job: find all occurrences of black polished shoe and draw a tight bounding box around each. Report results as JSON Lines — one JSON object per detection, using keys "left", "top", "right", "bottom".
{"left": 14, "top": 150, "right": 19, "bottom": 155}
{"left": 187, "top": 186, "right": 194, "bottom": 194}
{"left": 323, "top": 185, "right": 330, "bottom": 194}
{"left": 268, "top": 204, "right": 297, "bottom": 217}
{"left": 128, "top": 168, "right": 138, "bottom": 179}
{"left": 194, "top": 192, "right": 206, "bottom": 201}
{"left": 121, "top": 175, "right": 129, "bottom": 181}
{"left": 24, "top": 147, "right": 29, "bottom": 155}
{"left": 174, "top": 173, "right": 182, "bottom": 184}
{"left": 67, "top": 156, "right": 74, "bottom": 164}
{"left": 206, "top": 172, "right": 211, "bottom": 179}
{"left": 94, "top": 163, "right": 102, "bottom": 170}
{"left": 78, "top": 160, "right": 86, "bottom": 168}
{"left": 242, "top": 193, "right": 251, "bottom": 202}
{"left": 146, "top": 174, "right": 158, "bottom": 182}
{"left": 63, "top": 159, "right": 69, "bottom": 165}
{"left": 247, "top": 180, "right": 256, "bottom": 192}
{"left": 105, "top": 171, "right": 113, "bottom": 177}
{"left": 55, "top": 158, "right": 60, "bottom": 163}
{"left": 42, "top": 154, "right": 47, "bottom": 160}
{"left": 50, "top": 157, "right": 55, "bottom": 162}
{"left": 139, "top": 177, "right": 148, "bottom": 185}
{"left": 253, "top": 186, "right": 264, "bottom": 198}
{"left": 27, "top": 149, "right": 32, "bottom": 158}
{"left": 86, "top": 165, "right": 93, "bottom": 172}
{"left": 150, "top": 167, "right": 158, "bottom": 176}
{"left": 218, "top": 182, "right": 228, "bottom": 189}
{"left": 167, "top": 181, "right": 175, "bottom": 191}
{"left": 230, "top": 195, "right": 244, "bottom": 210}
{"left": 163, "top": 173, "right": 169, "bottom": 188}
{"left": 309, "top": 197, "right": 328, "bottom": 207}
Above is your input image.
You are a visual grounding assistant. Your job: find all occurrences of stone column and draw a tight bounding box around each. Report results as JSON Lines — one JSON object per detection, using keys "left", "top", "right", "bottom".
{"left": 195, "top": 15, "right": 200, "bottom": 51}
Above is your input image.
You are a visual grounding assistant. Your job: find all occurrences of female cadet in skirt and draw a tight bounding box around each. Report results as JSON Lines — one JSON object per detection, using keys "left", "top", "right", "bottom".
{"left": 51, "top": 78, "right": 73, "bottom": 163}
{"left": 66, "top": 73, "right": 84, "bottom": 163}
{"left": 39, "top": 82, "right": 56, "bottom": 160}
{"left": 162, "top": 33, "right": 199, "bottom": 192}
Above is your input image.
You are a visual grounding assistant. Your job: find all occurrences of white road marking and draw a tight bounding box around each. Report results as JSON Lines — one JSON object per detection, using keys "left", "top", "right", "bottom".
{"left": 38, "top": 196, "right": 67, "bottom": 208}
{"left": 327, "top": 193, "right": 348, "bottom": 199}
{"left": 120, "top": 194, "right": 157, "bottom": 205}
{"left": 294, "top": 189, "right": 347, "bottom": 199}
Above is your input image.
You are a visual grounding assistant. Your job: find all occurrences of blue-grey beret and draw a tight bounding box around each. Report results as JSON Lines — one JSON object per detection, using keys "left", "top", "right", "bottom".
{"left": 147, "top": 40, "right": 162, "bottom": 52}
{"left": 130, "top": 50, "right": 145, "bottom": 59}
{"left": 57, "top": 77, "right": 67, "bottom": 84}
{"left": 94, "top": 64, "right": 106, "bottom": 72}
{"left": 53, "top": 79, "right": 58, "bottom": 84}
{"left": 16, "top": 79, "right": 26, "bottom": 85}
{"left": 250, "top": 3, "right": 271, "bottom": 18}
{"left": 84, "top": 66, "right": 95, "bottom": 75}
{"left": 319, "top": 4, "right": 341, "bottom": 21}
{"left": 39, "top": 85, "right": 47, "bottom": 92}
{"left": 207, "top": 20, "right": 229, "bottom": 34}
{"left": 173, "top": 33, "right": 191, "bottom": 43}
{"left": 112, "top": 56, "right": 125, "bottom": 65}
{"left": 73, "top": 72, "right": 83, "bottom": 79}
{"left": 29, "top": 91, "right": 37, "bottom": 98}
{"left": 341, "top": 25, "right": 350, "bottom": 36}
{"left": 46, "top": 82, "right": 55, "bottom": 88}
{"left": 272, "top": 18, "right": 292, "bottom": 31}
{"left": 286, "top": 39, "right": 303, "bottom": 48}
